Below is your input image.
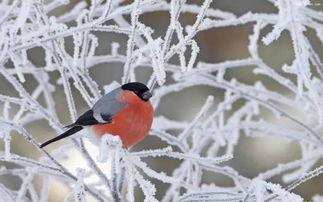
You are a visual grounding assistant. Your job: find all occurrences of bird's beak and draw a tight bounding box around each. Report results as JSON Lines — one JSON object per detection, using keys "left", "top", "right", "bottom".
{"left": 142, "top": 91, "right": 152, "bottom": 100}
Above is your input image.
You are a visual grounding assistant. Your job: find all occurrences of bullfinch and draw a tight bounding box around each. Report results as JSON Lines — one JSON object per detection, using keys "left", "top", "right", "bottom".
{"left": 40, "top": 82, "right": 154, "bottom": 148}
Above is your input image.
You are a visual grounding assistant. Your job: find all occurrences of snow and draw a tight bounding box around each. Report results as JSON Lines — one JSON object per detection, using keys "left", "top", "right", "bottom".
{"left": 0, "top": 0, "right": 322, "bottom": 201}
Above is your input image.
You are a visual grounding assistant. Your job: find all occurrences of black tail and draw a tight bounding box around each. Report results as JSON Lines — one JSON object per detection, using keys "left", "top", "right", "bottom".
{"left": 64, "top": 123, "right": 76, "bottom": 128}
{"left": 40, "top": 126, "right": 83, "bottom": 148}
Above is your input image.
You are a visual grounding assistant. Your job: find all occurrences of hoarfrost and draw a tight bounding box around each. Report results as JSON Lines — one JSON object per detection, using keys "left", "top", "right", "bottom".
{"left": 0, "top": 0, "right": 322, "bottom": 201}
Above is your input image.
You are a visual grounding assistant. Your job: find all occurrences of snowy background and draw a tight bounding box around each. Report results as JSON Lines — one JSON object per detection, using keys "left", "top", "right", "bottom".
{"left": 0, "top": 0, "right": 323, "bottom": 201}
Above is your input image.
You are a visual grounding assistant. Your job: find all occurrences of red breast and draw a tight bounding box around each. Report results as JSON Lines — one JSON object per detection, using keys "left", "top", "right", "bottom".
{"left": 92, "top": 90, "right": 154, "bottom": 147}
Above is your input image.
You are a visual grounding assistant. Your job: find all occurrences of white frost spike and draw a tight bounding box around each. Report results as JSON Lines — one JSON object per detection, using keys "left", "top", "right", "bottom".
{"left": 169, "top": 0, "right": 179, "bottom": 28}
{"left": 15, "top": 0, "right": 31, "bottom": 30}
{"left": 8, "top": 51, "right": 25, "bottom": 83}
{"left": 88, "top": 34, "right": 98, "bottom": 60}
{"left": 262, "top": 0, "right": 289, "bottom": 45}
{"left": 3, "top": 101, "right": 10, "bottom": 119}
{"left": 103, "top": 81, "right": 121, "bottom": 94}
{"left": 97, "top": 135, "right": 111, "bottom": 163}
{"left": 217, "top": 69, "right": 225, "bottom": 81}
{"left": 254, "top": 81, "right": 265, "bottom": 90}
{"left": 0, "top": 40, "right": 8, "bottom": 63}
{"left": 126, "top": 166, "right": 135, "bottom": 202}
{"left": 0, "top": 0, "right": 322, "bottom": 201}
{"left": 187, "top": 40, "right": 199, "bottom": 72}
{"left": 262, "top": 20, "right": 289, "bottom": 45}
{"left": 122, "top": 0, "right": 142, "bottom": 84}
{"left": 152, "top": 57, "right": 166, "bottom": 85}
{"left": 178, "top": 47, "right": 186, "bottom": 72}
{"left": 97, "top": 134, "right": 122, "bottom": 162}
{"left": 4, "top": 134, "right": 11, "bottom": 160}
{"left": 251, "top": 178, "right": 264, "bottom": 202}
{"left": 134, "top": 169, "right": 158, "bottom": 202}
{"left": 137, "top": 22, "right": 166, "bottom": 85}
{"left": 313, "top": 195, "right": 323, "bottom": 202}
{"left": 71, "top": 169, "right": 86, "bottom": 202}
{"left": 21, "top": 50, "right": 27, "bottom": 66}
{"left": 72, "top": 33, "right": 82, "bottom": 67}
{"left": 45, "top": 49, "right": 54, "bottom": 68}
{"left": 16, "top": 169, "right": 35, "bottom": 202}
{"left": 185, "top": 25, "right": 193, "bottom": 34}
{"left": 111, "top": 42, "right": 120, "bottom": 56}
{"left": 282, "top": 63, "right": 298, "bottom": 74}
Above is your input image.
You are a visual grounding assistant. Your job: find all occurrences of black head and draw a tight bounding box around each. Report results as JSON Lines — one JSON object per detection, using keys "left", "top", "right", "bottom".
{"left": 121, "top": 82, "right": 152, "bottom": 101}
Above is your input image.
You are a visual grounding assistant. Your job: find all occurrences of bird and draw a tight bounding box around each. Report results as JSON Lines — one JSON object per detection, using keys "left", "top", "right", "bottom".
{"left": 40, "top": 82, "right": 154, "bottom": 148}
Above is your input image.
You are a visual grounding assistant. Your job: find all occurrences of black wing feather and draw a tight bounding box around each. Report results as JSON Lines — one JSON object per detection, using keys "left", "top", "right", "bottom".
{"left": 101, "top": 113, "right": 112, "bottom": 122}
{"left": 41, "top": 110, "right": 113, "bottom": 148}
{"left": 75, "top": 110, "right": 99, "bottom": 126}
{"left": 65, "top": 109, "right": 112, "bottom": 128}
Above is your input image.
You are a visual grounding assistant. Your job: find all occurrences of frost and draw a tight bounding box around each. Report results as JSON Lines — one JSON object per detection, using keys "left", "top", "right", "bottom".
{"left": 0, "top": 0, "right": 322, "bottom": 201}
{"left": 103, "top": 81, "right": 121, "bottom": 94}
{"left": 97, "top": 134, "right": 122, "bottom": 163}
{"left": 313, "top": 195, "right": 323, "bottom": 202}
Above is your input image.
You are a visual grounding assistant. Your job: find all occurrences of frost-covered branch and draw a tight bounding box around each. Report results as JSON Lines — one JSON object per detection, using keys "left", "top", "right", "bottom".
{"left": 0, "top": 0, "right": 322, "bottom": 201}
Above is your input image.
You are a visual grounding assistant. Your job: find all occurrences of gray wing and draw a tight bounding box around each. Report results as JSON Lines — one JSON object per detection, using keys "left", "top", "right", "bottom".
{"left": 92, "top": 87, "right": 125, "bottom": 123}
{"left": 68, "top": 87, "right": 125, "bottom": 127}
